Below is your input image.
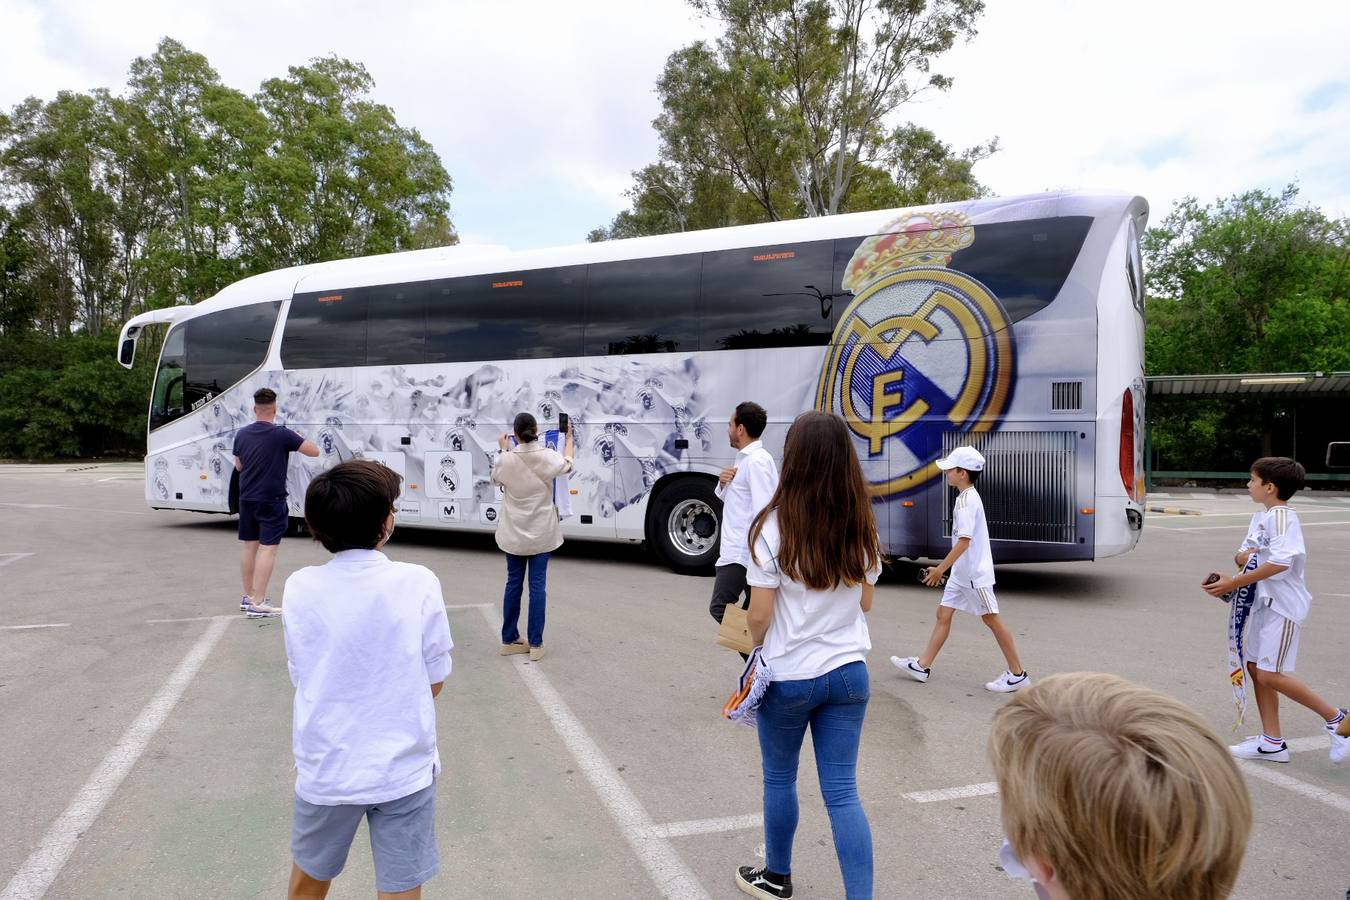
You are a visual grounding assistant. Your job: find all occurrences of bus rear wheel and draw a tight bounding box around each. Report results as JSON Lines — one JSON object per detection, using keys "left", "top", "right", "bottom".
{"left": 648, "top": 479, "right": 721, "bottom": 574}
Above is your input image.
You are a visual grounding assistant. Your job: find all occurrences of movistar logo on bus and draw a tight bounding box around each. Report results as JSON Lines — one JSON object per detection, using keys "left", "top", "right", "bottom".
{"left": 816, "top": 210, "right": 1015, "bottom": 497}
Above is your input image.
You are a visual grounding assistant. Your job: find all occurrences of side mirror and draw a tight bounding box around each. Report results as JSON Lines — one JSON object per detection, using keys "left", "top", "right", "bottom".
{"left": 119, "top": 338, "right": 136, "bottom": 367}
{"left": 1327, "top": 442, "right": 1350, "bottom": 469}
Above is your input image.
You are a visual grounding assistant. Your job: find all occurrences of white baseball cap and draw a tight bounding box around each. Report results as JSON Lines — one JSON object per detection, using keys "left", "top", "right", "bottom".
{"left": 936, "top": 446, "right": 985, "bottom": 472}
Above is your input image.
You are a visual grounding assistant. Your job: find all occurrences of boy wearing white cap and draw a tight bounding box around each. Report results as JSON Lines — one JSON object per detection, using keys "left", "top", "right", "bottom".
{"left": 891, "top": 446, "right": 1030, "bottom": 692}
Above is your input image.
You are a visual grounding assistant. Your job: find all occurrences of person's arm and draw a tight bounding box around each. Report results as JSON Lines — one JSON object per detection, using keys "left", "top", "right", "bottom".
{"left": 1204, "top": 561, "right": 1288, "bottom": 597}
{"left": 430, "top": 682, "right": 444, "bottom": 698}
{"left": 422, "top": 574, "right": 453, "bottom": 691}
{"left": 747, "top": 455, "right": 777, "bottom": 514}
{"left": 859, "top": 582, "right": 875, "bottom": 613}
{"left": 747, "top": 586, "right": 775, "bottom": 646}
{"left": 925, "top": 538, "right": 970, "bottom": 586}
{"left": 297, "top": 440, "right": 320, "bottom": 458}
{"left": 234, "top": 455, "right": 242, "bottom": 472}
{"left": 715, "top": 466, "right": 736, "bottom": 500}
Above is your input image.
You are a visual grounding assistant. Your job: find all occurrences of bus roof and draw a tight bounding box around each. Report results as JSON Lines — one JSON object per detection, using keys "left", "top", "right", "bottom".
{"left": 176, "top": 190, "right": 1146, "bottom": 320}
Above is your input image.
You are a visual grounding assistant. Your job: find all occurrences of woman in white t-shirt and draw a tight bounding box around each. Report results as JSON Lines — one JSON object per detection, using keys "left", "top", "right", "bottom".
{"left": 735, "top": 410, "right": 882, "bottom": 900}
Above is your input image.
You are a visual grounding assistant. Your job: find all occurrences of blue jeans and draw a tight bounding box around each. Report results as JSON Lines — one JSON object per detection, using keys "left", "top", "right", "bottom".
{"left": 757, "top": 660, "right": 872, "bottom": 899}
{"left": 501, "top": 552, "right": 549, "bottom": 647}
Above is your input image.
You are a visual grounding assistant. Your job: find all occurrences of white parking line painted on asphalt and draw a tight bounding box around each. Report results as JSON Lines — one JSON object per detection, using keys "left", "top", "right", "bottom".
{"left": 902, "top": 781, "right": 1000, "bottom": 803}
{"left": 0, "top": 553, "right": 35, "bottom": 569}
{"left": 0, "top": 502, "right": 145, "bottom": 517}
{"left": 899, "top": 735, "right": 1337, "bottom": 806}
{"left": 1237, "top": 762, "right": 1350, "bottom": 816}
{"left": 147, "top": 615, "right": 239, "bottom": 624}
{"left": 476, "top": 606, "right": 711, "bottom": 900}
{"left": 444, "top": 603, "right": 493, "bottom": 610}
{"left": 0, "top": 616, "right": 233, "bottom": 900}
{"left": 0, "top": 623, "right": 69, "bottom": 631}
{"left": 650, "top": 814, "right": 763, "bottom": 838}
{"left": 1167, "top": 520, "right": 1350, "bottom": 532}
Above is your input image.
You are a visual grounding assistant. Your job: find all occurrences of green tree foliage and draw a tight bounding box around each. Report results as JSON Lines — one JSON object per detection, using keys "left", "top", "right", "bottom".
{"left": 592, "top": 0, "right": 995, "bottom": 240}
{"left": 1143, "top": 186, "right": 1350, "bottom": 471}
{"left": 0, "top": 38, "right": 455, "bottom": 458}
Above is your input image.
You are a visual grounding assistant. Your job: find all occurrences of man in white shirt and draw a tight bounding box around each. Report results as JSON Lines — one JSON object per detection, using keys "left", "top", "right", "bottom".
{"left": 709, "top": 402, "right": 780, "bottom": 645}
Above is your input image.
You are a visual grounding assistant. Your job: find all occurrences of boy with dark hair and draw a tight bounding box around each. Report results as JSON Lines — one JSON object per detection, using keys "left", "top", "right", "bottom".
{"left": 283, "top": 460, "right": 453, "bottom": 898}
{"left": 1204, "top": 456, "right": 1349, "bottom": 764}
{"left": 233, "top": 386, "right": 319, "bottom": 617}
{"left": 891, "top": 446, "right": 1030, "bottom": 692}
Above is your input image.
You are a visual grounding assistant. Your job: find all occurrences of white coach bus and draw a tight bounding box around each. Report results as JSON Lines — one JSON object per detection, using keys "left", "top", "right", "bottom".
{"left": 117, "top": 190, "right": 1148, "bottom": 572}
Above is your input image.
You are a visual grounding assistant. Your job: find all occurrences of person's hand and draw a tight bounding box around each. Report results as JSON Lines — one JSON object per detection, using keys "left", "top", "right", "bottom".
{"left": 1203, "top": 575, "right": 1236, "bottom": 598}
{"left": 498, "top": 433, "right": 510, "bottom": 451}
{"left": 718, "top": 466, "right": 737, "bottom": 487}
{"left": 923, "top": 567, "right": 945, "bottom": 588}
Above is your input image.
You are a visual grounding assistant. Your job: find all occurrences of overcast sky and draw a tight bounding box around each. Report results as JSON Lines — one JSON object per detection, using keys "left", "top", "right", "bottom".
{"left": 3, "top": 0, "right": 1347, "bottom": 250}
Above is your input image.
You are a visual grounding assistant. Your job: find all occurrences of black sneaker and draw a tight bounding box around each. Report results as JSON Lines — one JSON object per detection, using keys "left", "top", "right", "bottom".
{"left": 736, "top": 865, "right": 793, "bottom": 899}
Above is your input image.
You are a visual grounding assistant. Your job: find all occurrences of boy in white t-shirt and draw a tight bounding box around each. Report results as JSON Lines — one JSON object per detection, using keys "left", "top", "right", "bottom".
{"left": 1202, "top": 457, "right": 1349, "bottom": 765}
{"left": 283, "top": 460, "right": 454, "bottom": 899}
{"left": 890, "top": 446, "right": 1030, "bottom": 693}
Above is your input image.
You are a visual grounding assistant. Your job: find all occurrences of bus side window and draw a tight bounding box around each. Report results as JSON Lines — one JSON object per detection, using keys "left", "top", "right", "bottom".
{"left": 699, "top": 240, "right": 834, "bottom": 350}
{"left": 426, "top": 266, "right": 584, "bottom": 363}
{"left": 151, "top": 325, "right": 188, "bottom": 430}
{"left": 585, "top": 255, "right": 699, "bottom": 356}
{"left": 281, "top": 290, "right": 370, "bottom": 369}
{"left": 366, "top": 283, "right": 429, "bottom": 366}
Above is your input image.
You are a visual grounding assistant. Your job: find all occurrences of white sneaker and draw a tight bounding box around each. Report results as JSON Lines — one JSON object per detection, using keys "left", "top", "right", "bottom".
{"left": 1330, "top": 730, "right": 1350, "bottom": 765}
{"left": 1229, "top": 737, "right": 1289, "bottom": 763}
{"left": 890, "top": 656, "right": 929, "bottom": 683}
{"left": 985, "top": 671, "right": 1030, "bottom": 693}
{"left": 244, "top": 601, "right": 282, "bottom": 619}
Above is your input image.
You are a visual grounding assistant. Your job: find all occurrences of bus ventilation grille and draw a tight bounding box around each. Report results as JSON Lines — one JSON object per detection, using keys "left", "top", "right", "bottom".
{"left": 1050, "top": 381, "right": 1083, "bottom": 411}
{"left": 942, "top": 431, "right": 1078, "bottom": 544}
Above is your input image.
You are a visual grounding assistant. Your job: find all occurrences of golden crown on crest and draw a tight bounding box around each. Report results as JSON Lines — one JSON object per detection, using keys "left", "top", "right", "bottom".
{"left": 841, "top": 210, "right": 976, "bottom": 294}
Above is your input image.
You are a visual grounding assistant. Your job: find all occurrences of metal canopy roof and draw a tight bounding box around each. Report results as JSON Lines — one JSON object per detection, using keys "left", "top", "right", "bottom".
{"left": 1147, "top": 372, "right": 1350, "bottom": 396}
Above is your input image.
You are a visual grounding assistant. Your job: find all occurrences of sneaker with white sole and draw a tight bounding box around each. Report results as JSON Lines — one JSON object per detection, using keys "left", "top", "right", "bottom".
{"left": 244, "top": 601, "right": 281, "bottom": 619}
{"left": 1329, "top": 714, "right": 1350, "bottom": 764}
{"left": 735, "top": 865, "right": 793, "bottom": 899}
{"left": 1229, "top": 736, "right": 1289, "bottom": 763}
{"left": 890, "top": 655, "right": 930, "bottom": 683}
{"left": 985, "top": 670, "right": 1030, "bottom": 693}
{"left": 239, "top": 595, "right": 251, "bottom": 611}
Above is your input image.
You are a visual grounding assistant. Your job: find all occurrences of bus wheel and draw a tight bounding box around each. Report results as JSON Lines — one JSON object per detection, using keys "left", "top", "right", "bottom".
{"left": 649, "top": 478, "right": 721, "bottom": 574}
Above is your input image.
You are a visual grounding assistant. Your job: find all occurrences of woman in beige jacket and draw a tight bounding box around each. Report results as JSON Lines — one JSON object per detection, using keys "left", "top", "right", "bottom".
{"left": 492, "top": 412, "right": 573, "bottom": 661}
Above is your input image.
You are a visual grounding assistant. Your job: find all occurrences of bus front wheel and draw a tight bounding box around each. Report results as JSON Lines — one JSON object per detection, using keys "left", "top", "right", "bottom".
{"left": 648, "top": 478, "right": 722, "bottom": 574}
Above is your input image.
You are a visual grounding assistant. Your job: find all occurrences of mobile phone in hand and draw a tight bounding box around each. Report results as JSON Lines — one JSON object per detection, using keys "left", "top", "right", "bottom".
{"left": 558, "top": 412, "right": 569, "bottom": 435}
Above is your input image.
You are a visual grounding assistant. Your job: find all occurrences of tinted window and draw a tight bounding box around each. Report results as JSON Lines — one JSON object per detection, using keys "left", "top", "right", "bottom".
{"left": 281, "top": 289, "right": 369, "bottom": 368}
{"left": 700, "top": 241, "right": 834, "bottom": 350}
{"left": 183, "top": 302, "right": 281, "bottom": 409}
{"left": 150, "top": 325, "right": 187, "bottom": 431}
{"left": 585, "top": 255, "right": 699, "bottom": 355}
{"left": 426, "top": 267, "right": 584, "bottom": 362}
{"left": 366, "top": 282, "right": 429, "bottom": 366}
{"left": 832, "top": 217, "right": 1092, "bottom": 327}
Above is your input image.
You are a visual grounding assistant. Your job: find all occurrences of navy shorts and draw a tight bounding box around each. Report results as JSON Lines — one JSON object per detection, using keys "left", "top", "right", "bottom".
{"left": 237, "top": 499, "right": 288, "bottom": 545}
{"left": 292, "top": 782, "right": 440, "bottom": 893}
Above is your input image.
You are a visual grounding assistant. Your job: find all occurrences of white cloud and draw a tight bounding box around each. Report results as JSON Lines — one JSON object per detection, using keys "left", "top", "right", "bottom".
{"left": 2, "top": 0, "right": 1347, "bottom": 246}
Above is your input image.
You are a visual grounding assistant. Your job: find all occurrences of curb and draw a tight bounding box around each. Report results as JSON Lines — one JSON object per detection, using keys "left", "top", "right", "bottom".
{"left": 1147, "top": 505, "right": 1202, "bottom": 516}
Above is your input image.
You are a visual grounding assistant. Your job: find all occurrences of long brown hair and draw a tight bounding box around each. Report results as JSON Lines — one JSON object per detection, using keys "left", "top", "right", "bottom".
{"left": 749, "top": 411, "right": 882, "bottom": 590}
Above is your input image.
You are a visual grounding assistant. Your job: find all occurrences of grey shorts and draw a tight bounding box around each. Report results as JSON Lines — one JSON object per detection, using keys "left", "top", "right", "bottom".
{"left": 291, "top": 781, "right": 440, "bottom": 893}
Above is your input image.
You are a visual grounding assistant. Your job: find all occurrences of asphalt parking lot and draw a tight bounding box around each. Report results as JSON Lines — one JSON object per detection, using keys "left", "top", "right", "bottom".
{"left": 2, "top": 464, "right": 1348, "bottom": 899}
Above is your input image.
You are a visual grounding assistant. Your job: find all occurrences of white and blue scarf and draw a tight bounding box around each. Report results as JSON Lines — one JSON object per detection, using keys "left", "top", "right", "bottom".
{"left": 1223, "top": 555, "right": 1261, "bottom": 728}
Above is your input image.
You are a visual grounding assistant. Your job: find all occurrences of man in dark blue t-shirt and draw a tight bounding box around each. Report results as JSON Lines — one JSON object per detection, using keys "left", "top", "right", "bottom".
{"left": 233, "top": 387, "right": 319, "bottom": 617}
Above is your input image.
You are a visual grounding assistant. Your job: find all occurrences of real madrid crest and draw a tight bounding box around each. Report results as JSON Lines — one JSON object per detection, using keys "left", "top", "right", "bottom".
{"left": 815, "top": 211, "right": 1015, "bottom": 497}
